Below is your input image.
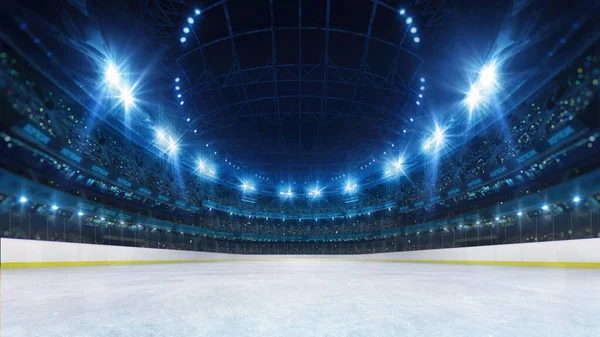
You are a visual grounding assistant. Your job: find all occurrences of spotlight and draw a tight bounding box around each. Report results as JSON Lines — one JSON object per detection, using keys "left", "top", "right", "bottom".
{"left": 406, "top": 17, "right": 413, "bottom": 24}
{"left": 309, "top": 187, "right": 322, "bottom": 198}
{"left": 517, "top": 211, "right": 523, "bottom": 216}
{"left": 466, "top": 86, "right": 481, "bottom": 111}
{"left": 573, "top": 196, "right": 581, "bottom": 203}
{"left": 399, "top": 9, "right": 406, "bottom": 15}
{"left": 19, "top": 196, "right": 27, "bottom": 203}
{"left": 167, "top": 139, "right": 178, "bottom": 153}
{"left": 345, "top": 181, "right": 357, "bottom": 193}
{"left": 413, "top": 37, "right": 420, "bottom": 43}
{"left": 180, "top": 37, "right": 187, "bottom": 43}
{"left": 187, "top": 17, "right": 194, "bottom": 24}
{"left": 51, "top": 205, "right": 58, "bottom": 211}
{"left": 410, "top": 27, "right": 417, "bottom": 34}
{"left": 183, "top": 27, "right": 190, "bottom": 34}
{"left": 156, "top": 129, "right": 166, "bottom": 141}
{"left": 495, "top": 217, "right": 500, "bottom": 221}
{"left": 119, "top": 86, "right": 134, "bottom": 108}
{"left": 198, "top": 160, "right": 206, "bottom": 171}
{"left": 542, "top": 205, "right": 549, "bottom": 211}
{"left": 78, "top": 211, "right": 84, "bottom": 216}
{"left": 101, "top": 217, "right": 105, "bottom": 221}
{"left": 105, "top": 63, "right": 120, "bottom": 86}
{"left": 479, "top": 63, "right": 497, "bottom": 89}
{"left": 393, "top": 158, "right": 404, "bottom": 172}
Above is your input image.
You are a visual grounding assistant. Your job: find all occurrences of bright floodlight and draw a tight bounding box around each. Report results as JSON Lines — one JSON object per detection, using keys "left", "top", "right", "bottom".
{"left": 393, "top": 158, "right": 404, "bottom": 172}
{"left": 280, "top": 188, "right": 293, "bottom": 198}
{"left": 479, "top": 63, "right": 497, "bottom": 89}
{"left": 495, "top": 217, "right": 500, "bottom": 221}
{"left": 167, "top": 138, "right": 178, "bottom": 154}
{"left": 466, "top": 86, "right": 481, "bottom": 111}
{"left": 78, "top": 211, "right": 84, "bottom": 216}
{"left": 51, "top": 205, "right": 58, "bottom": 211}
{"left": 542, "top": 205, "right": 549, "bottom": 211}
{"left": 517, "top": 211, "right": 523, "bottom": 216}
{"left": 156, "top": 129, "right": 166, "bottom": 142}
{"left": 310, "top": 187, "right": 322, "bottom": 197}
{"left": 119, "top": 86, "right": 134, "bottom": 108}
{"left": 105, "top": 63, "right": 120, "bottom": 86}
{"left": 198, "top": 160, "right": 206, "bottom": 171}
{"left": 345, "top": 181, "right": 357, "bottom": 193}
{"left": 19, "top": 196, "right": 27, "bottom": 203}
{"left": 242, "top": 182, "right": 255, "bottom": 192}
{"left": 573, "top": 196, "right": 581, "bottom": 203}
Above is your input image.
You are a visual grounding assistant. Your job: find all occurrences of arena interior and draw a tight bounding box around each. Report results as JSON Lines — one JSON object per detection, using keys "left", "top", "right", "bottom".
{"left": 1, "top": 0, "right": 600, "bottom": 336}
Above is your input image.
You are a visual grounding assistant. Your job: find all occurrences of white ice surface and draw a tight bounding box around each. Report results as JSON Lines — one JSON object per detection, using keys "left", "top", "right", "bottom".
{"left": 2, "top": 261, "right": 600, "bottom": 337}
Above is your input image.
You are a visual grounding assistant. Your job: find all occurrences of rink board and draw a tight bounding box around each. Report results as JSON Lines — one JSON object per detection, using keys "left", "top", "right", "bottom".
{"left": 2, "top": 238, "right": 600, "bottom": 268}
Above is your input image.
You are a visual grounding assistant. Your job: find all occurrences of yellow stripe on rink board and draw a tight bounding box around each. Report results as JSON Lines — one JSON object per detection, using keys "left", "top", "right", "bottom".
{"left": 2, "top": 259, "right": 600, "bottom": 268}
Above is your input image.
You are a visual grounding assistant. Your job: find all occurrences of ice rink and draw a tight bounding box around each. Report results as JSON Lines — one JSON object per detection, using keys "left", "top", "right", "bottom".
{"left": 2, "top": 261, "right": 599, "bottom": 337}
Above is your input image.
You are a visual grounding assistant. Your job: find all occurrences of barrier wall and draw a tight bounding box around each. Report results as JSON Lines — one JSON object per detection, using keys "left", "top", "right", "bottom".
{"left": 2, "top": 238, "right": 600, "bottom": 268}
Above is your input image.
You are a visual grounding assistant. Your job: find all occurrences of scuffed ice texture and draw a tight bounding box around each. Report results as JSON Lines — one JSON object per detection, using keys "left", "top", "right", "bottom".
{"left": 2, "top": 261, "right": 600, "bottom": 337}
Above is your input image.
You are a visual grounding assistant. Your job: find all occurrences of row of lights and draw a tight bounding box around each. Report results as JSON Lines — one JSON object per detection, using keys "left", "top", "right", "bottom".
{"left": 398, "top": 8, "right": 421, "bottom": 44}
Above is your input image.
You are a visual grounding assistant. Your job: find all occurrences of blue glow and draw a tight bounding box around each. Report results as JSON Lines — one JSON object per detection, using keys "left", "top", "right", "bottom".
{"left": 180, "top": 37, "right": 187, "bottom": 43}
{"left": 187, "top": 17, "right": 194, "bottom": 24}
{"left": 180, "top": 101, "right": 185, "bottom": 105}
{"left": 105, "top": 63, "right": 121, "bottom": 86}
{"left": 573, "top": 196, "right": 581, "bottom": 203}
{"left": 19, "top": 196, "right": 27, "bottom": 203}
{"left": 416, "top": 101, "right": 421, "bottom": 105}
{"left": 175, "top": 86, "right": 180, "bottom": 91}
{"left": 414, "top": 37, "right": 420, "bottom": 43}
{"left": 517, "top": 211, "right": 523, "bottom": 216}
{"left": 420, "top": 77, "right": 425, "bottom": 83}
{"left": 420, "top": 86, "right": 425, "bottom": 90}
{"left": 78, "top": 211, "right": 84, "bottom": 216}
{"left": 51, "top": 205, "right": 58, "bottom": 211}
{"left": 241, "top": 181, "right": 256, "bottom": 192}
{"left": 309, "top": 186, "right": 322, "bottom": 198}
{"left": 406, "top": 17, "right": 413, "bottom": 24}
{"left": 183, "top": 27, "right": 190, "bottom": 34}
{"left": 175, "top": 77, "right": 180, "bottom": 82}
{"left": 422, "top": 125, "right": 447, "bottom": 152}
{"left": 195, "top": 9, "right": 201, "bottom": 15}
{"left": 345, "top": 181, "right": 357, "bottom": 193}
{"left": 410, "top": 27, "right": 417, "bottom": 34}
{"left": 279, "top": 188, "right": 293, "bottom": 198}
{"left": 542, "top": 205, "right": 549, "bottom": 211}
{"left": 177, "top": 94, "right": 182, "bottom": 98}
{"left": 399, "top": 9, "right": 406, "bottom": 15}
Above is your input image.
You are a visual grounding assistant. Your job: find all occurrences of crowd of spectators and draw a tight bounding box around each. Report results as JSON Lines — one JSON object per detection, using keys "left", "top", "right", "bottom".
{"left": 1, "top": 45, "right": 599, "bottom": 225}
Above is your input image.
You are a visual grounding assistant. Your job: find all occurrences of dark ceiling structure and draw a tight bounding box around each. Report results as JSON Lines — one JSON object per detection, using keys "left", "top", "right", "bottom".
{"left": 147, "top": 0, "right": 461, "bottom": 175}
